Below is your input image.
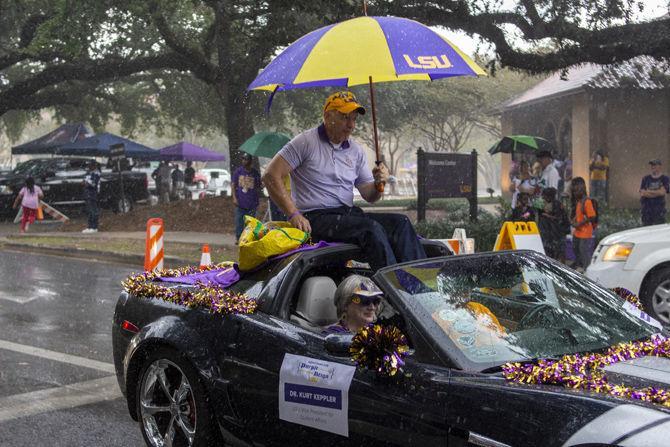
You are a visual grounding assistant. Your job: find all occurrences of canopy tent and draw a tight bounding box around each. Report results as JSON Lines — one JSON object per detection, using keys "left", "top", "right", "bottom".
{"left": 11, "top": 123, "right": 92, "bottom": 155}
{"left": 159, "top": 141, "right": 226, "bottom": 161}
{"left": 56, "top": 133, "right": 159, "bottom": 160}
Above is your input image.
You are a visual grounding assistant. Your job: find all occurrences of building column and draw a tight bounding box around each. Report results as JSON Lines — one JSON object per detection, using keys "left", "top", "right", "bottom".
{"left": 572, "top": 93, "right": 591, "bottom": 189}
{"left": 500, "top": 113, "right": 514, "bottom": 199}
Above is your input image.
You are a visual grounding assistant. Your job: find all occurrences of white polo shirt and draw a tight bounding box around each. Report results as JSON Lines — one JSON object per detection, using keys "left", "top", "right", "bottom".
{"left": 278, "top": 124, "right": 374, "bottom": 212}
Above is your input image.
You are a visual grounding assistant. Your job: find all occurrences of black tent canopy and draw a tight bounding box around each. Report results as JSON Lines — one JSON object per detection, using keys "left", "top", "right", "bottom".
{"left": 11, "top": 123, "right": 92, "bottom": 155}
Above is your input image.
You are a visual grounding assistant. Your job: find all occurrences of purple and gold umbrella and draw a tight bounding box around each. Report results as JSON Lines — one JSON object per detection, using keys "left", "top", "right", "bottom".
{"left": 248, "top": 15, "right": 486, "bottom": 191}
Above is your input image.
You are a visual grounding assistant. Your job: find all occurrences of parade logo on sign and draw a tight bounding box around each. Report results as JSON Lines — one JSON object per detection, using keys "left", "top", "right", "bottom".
{"left": 279, "top": 354, "right": 356, "bottom": 437}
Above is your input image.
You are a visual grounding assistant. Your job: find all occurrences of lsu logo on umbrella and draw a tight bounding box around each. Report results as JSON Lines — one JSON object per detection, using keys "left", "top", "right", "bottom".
{"left": 403, "top": 54, "right": 453, "bottom": 69}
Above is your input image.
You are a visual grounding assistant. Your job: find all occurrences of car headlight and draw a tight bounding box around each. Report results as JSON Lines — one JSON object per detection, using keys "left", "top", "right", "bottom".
{"left": 602, "top": 243, "right": 634, "bottom": 261}
{"left": 0, "top": 185, "right": 11, "bottom": 195}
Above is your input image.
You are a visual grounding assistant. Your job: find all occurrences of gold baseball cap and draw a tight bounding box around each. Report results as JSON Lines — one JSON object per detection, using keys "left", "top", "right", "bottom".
{"left": 323, "top": 91, "right": 366, "bottom": 115}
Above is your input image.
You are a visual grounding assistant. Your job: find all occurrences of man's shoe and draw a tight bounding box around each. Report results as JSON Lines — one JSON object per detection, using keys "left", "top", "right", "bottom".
{"left": 82, "top": 228, "right": 96, "bottom": 233}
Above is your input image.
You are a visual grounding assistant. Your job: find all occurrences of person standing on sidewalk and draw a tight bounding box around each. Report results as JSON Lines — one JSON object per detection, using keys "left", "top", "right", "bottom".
{"left": 570, "top": 177, "right": 596, "bottom": 272}
{"left": 82, "top": 160, "right": 101, "bottom": 233}
{"left": 536, "top": 150, "right": 560, "bottom": 191}
{"left": 12, "top": 177, "right": 43, "bottom": 234}
{"left": 232, "top": 153, "right": 261, "bottom": 239}
{"left": 639, "top": 159, "right": 669, "bottom": 226}
{"left": 589, "top": 150, "right": 609, "bottom": 205}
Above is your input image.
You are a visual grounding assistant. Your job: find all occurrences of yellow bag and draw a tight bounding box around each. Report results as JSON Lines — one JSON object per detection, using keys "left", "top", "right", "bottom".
{"left": 238, "top": 216, "right": 309, "bottom": 271}
{"left": 36, "top": 203, "right": 44, "bottom": 220}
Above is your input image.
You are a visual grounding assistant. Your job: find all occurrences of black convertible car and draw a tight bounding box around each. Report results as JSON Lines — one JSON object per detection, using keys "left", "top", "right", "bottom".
{"left": 113, "top": 244, "right": 670, "bottom": 447}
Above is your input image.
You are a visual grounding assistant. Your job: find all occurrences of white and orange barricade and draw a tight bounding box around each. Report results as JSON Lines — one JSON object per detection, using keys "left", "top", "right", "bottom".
{"left": 144, "top": 218, "right": 164, "bottom": 271}
{"left": 40, "top": 201, "right": 69, "bottom": 222}
{"left": 14, "top": 200, "right": 69, "bottom": 224}
{"left": 199, "top": 244, "right": 212, "bottom": 269}
{"left": 433, "top": 228, "right": 475, "bottom": 255}
{"left": 493, "top": 221, "right": 545, "bottom": 254}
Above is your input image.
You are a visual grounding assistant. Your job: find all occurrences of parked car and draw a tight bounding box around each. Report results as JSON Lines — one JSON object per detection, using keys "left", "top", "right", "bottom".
{"left": 200, "top": 168, "right": 231, "bottom": 196}
{"left": 587, "top": 223, "right": 670, "bottom": 325}
{"left": 0, "top": 157, "right": 148, "bottom": 216}
{"left": 192, "top": 171, "right": 209, "bottom": 189}
{"left": 113, "top": 247, "right": 668, "bottom": 447}
{"left": 132, "top": 161, "right": 159, "bottom": 194}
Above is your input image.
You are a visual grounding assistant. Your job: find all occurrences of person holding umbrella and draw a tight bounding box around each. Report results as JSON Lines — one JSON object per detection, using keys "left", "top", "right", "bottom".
{"left": 263, "top": 91, "right": 426, "bottom": 271}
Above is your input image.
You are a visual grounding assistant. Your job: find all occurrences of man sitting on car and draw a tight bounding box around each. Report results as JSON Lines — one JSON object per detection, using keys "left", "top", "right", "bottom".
{"left": 263, "top": 91, "right": 426, "bottom": 271}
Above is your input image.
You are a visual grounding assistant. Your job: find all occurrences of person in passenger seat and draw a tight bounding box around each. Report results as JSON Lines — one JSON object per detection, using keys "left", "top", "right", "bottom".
{"left": 325, "top": 275, "right": 383, "bottom": 334}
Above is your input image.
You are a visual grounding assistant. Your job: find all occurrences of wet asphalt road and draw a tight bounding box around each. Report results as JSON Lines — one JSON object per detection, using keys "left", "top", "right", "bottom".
{"left": 0, "top": 249, "right": 144, "bottom": 446}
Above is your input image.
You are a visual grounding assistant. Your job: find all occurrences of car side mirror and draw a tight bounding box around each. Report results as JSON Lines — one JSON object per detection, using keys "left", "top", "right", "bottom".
{"left": 324, "top": 333, "right": 353, "bottom": 355}
{"left": 44, "top": 171, "right": 55, "bottom": 178}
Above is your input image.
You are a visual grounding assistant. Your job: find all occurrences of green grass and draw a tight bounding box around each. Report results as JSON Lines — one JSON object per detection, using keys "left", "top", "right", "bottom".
{"left": 3, "top": 236, "right": 238, "bottom": 263}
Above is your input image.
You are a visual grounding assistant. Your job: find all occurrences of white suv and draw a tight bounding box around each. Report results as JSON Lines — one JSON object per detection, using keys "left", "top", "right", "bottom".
{"left": 199, "top": 168, "right": 231, "bottom": 196}
{"left": 586, "top": 223, "right": 670, "bottom": 325}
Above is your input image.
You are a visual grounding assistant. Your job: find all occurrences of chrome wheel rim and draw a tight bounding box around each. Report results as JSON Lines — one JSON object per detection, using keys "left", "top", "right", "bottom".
{"left": 652, "top": 280, "right": 670, "bottom": 324}
{"left": 119, "top": 198, "right": 132, "bottom": 213}
{"left": 140, "top": 359, "right": 196, "bottom": 447}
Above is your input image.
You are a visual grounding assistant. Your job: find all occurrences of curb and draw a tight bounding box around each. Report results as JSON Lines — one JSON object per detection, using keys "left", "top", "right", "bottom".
{"left": 0, "top": 242, "right": 193, "bottom": 269}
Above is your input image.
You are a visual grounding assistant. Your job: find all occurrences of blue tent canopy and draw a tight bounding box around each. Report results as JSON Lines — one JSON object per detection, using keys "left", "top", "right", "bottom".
{"left": 56, "top": 133, "right": 159, "bottom": 160}
{"left": 11, "top": 123, "right": 92, "bottom": 155}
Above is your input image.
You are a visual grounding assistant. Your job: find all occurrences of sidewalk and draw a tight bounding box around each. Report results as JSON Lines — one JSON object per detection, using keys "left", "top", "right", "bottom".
{"left": 0, "top": 221, "right": 238, "bottom": 267}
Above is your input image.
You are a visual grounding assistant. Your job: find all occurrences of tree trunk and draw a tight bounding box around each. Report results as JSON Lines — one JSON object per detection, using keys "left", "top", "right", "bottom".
{"left": 220, "top": 84, "right": 255, "bottom": 174}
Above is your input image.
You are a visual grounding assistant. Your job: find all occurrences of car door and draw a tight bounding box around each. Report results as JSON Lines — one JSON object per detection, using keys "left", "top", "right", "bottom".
{"left": 62, "top": 159, "right": 88, "bottom": 202}
{"left": 223, "top": 312, "right": 346, "bottom": 445}
{"left": 343, "top": 346, "right": 452, "bottom": 446}
{"left": 225, "top": 313, "right": 455, "bottom": 447}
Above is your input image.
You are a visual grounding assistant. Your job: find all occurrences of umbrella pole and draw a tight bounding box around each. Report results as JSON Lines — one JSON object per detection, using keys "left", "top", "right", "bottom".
{"left": 368, "top": 76, "right": 384, "bottom": 193}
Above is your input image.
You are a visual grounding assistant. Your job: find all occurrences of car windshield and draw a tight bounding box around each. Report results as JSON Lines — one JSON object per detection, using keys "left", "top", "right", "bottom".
{"left": 12, "top": 159, "right": 43, "bottom": 176}
{"left": 380, "top": 252, "right": 658, "bottom": 370}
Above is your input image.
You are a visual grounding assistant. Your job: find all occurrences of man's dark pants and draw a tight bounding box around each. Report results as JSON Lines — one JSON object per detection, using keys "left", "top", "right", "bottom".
{"left": 642, "top": 207, "right": 666, "bottom": 226}
{"left": 304, "top": 206, "right": 426, "bottom": 270}
{"left": 86, "top": 194, "right": 99, "bottom": 230}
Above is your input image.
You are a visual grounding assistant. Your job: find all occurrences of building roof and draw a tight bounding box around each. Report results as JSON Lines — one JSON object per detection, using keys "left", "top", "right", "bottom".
{"left": 503, "top": 56, "right": 670, "bottom": 111}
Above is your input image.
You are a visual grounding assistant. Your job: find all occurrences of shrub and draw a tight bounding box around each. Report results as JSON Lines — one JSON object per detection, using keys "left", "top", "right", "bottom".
{"left": 416, "top": 202, "right": 646, "bottom": 252}
{"left": 415, "top": 208, "right": 504, "bottom": 252}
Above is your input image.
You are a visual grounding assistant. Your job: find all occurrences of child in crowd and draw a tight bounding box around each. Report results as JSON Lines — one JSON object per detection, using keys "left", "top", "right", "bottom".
{"left": 12, "top": 177, "right": 43, "bottom": 233}
{"left": 570, "top": 177, "right": 597, "bottom": 272}
{"left": 538, "top": 187, "right": 568, "bottom": 262}
{"left": 511, "top": 192, "right": 536, "bottom": 222}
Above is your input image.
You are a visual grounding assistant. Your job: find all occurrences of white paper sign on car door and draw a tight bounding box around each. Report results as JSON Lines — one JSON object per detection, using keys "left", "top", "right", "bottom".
{"left": 278, "top": 353, "right": 356, "bottom": 437}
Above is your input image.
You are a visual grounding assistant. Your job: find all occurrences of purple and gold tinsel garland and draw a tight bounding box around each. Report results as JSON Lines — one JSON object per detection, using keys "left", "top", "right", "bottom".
{"left": 502, "top": 336, "right": 670, "bottom": 407}
{"left": 503, "top": 289, "right": 669, "bottom": 407}
{"left": 350, "top": 324, "right": 410, "bottom": 377}
{"left": 122, "top": 263, "right": 257, "bottom": 315}
{"left": 612, "top": 287, "right": 643, "bottom": 310}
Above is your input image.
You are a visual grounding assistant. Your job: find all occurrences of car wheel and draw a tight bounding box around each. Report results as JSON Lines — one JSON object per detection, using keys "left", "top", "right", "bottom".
{"left": 641, "top": 267, "right": 670, "bottom": 325}
{"left": 137, "top": 347, "right": 218, "bottom": 447}
{"left": 114, "top": 197, "right": 133, "bottom": 214}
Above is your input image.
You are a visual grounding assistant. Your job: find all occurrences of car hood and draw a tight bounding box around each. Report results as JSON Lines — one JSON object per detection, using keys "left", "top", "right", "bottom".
{"left": 599, "top": 224, "right": 670, "bottom": 245}
{"left": 603, "top": 356, "right": 670, "bottom": 389}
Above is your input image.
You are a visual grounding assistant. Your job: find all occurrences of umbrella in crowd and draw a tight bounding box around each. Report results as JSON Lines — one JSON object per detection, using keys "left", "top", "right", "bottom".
{"left": 248, "top": 15, "right": 486, "bottom": 191}
{"left": 56, "top": 132, "right": 159, "bottom": 160}
{"left": 240, "top": 132, "right": 291, "bottom": 159}
{"left": 488, "top": 135, "right": 554, "bottom": 155}
{"left": 159, "top": 141, "right": 226, "bottom": 161}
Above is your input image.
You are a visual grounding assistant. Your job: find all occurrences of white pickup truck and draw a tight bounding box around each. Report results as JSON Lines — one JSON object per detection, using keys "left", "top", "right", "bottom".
{"left": 586, "top": 223, "right": 670, "bottom": 325}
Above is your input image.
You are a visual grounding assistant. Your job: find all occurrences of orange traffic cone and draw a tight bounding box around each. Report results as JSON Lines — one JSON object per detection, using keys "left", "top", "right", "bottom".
{"left": 199, "top": 244, "right": 212, "bottom": 269}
